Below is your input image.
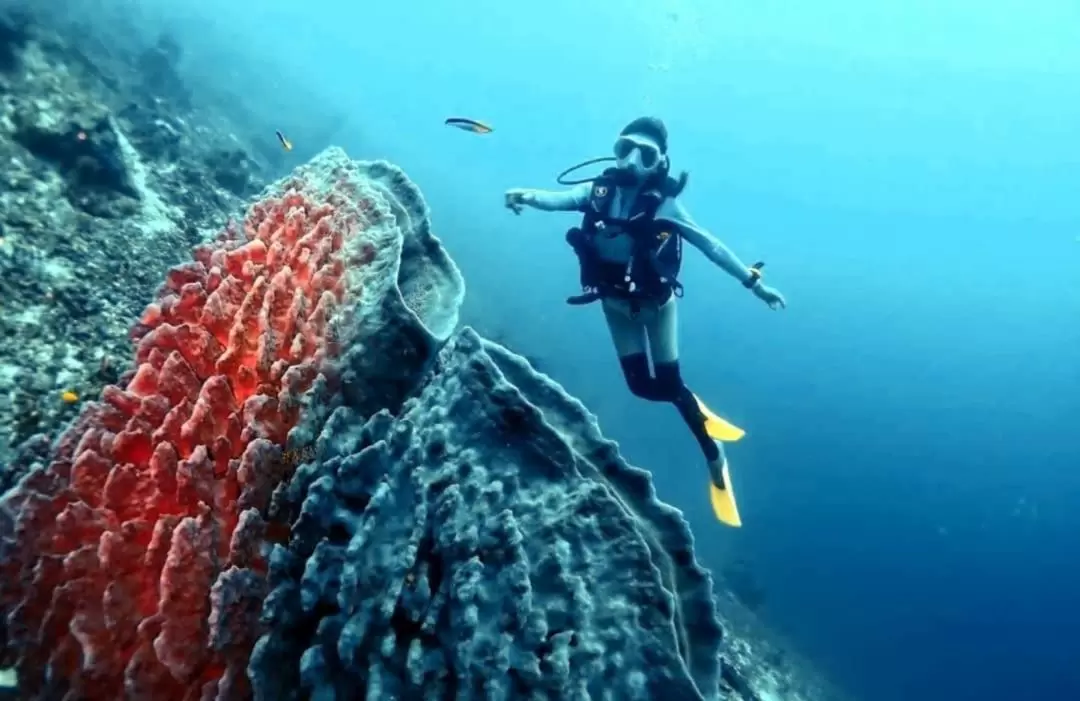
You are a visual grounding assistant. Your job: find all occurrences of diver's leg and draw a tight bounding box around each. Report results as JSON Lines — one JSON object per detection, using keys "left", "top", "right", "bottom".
{"left": 644, "top": 296, "right": 743, "bottom": 439}
{"left": 642, "top": 294, "right": 679, "bottom": 365}
{"left": 602, "top": 299, "right": 669, "bottom": 400}
{"left": 618, "top": 353, "right": 663, "bottom": 399}
{"left": 644, "top": 297, "right": 722, "bottom": 461}
{"left": 652, "top": 360, "right": 722, "bottom": 462}
{"left": 601, "top": 297, "right": 647, "bottom": 358}
{"left": 646, "top": 297, "right": 742, "bottom": 526}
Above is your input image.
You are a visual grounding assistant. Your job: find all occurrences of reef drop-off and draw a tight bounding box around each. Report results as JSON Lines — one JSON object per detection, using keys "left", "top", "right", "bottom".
{"left": 0, "top": 147, "right": 730, "bottom": 700}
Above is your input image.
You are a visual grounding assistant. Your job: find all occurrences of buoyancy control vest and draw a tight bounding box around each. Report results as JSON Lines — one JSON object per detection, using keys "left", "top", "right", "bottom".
{"left": 564, "top": 168, "right": 684, "bottom": 307}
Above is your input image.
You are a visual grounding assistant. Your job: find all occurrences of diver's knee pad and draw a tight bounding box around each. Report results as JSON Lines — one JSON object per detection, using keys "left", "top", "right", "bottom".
{"left": 619, "top": 353, "right": 663, "bottom": 400}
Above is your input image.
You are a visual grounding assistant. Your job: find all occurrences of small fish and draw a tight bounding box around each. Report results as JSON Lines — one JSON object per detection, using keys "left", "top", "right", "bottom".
{"left": 61, "top": 390, "right": 79, "bottom": 404}
{"left": 275, "top": 130, "right": 293, "bottom": 151}
{"left": 444, "top": 117, "right": 493, "bottom": 134}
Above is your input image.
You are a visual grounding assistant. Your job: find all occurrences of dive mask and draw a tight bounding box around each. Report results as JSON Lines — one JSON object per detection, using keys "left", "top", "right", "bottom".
{"left": 614, "top": 135, "right": 662, "bottom": 170}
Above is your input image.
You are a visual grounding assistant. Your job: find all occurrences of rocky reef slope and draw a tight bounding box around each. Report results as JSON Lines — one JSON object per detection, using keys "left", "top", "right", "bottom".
{"left": 0, "top": 5, "right": 267, "bottom": 471}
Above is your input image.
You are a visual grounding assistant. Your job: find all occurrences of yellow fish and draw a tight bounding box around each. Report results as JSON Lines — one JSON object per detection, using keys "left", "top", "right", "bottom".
{"left": 61, "top": 390, "right": 79, "bottom": 404}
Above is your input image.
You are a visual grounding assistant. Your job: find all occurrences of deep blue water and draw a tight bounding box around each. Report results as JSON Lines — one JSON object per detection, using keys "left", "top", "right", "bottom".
{"left": 66, "top": 0, "right": 1080, "bottom": 698}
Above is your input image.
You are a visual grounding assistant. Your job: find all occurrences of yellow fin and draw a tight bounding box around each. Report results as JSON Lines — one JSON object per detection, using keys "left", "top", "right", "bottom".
{"left": 694, "top": 394, "right": 745, "bottom": 442}
{"left": 709, "top": 463, "right": 743, "bottom": 527}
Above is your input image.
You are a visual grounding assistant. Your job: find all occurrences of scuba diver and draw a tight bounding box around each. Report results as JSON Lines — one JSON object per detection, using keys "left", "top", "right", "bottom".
{"left": 503, "top": 116, "right": 786, "bottom": 527}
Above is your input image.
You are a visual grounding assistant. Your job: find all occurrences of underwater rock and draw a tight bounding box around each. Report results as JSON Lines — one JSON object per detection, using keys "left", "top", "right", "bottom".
{"left": 0, "top": 7, "right": 29, "bottom": 73}
{"left": 206, "top": 147, "right": 259, "bottom": 197}
{"left": 12, "top": 109, "right": 140, "bottom": 215}
{"left": 0, "top": 433, "right": 49, "bottom": 494}
{"left": 481, "top": 327, "right": 548, "bottom": 374}
{"left": 116, "top": 100, "right": 186, "bottom": 162}
{"left": 0, "top": 7, "right": 30, "bottom": 74}
{"left": 137, "top": 32, "right": 192, "bottom": 110}
{"left": 722, "top": 558, "right": 768, "bottom": 613}
{"left": 0, "top": 7, "right": 274, "bottom": 469}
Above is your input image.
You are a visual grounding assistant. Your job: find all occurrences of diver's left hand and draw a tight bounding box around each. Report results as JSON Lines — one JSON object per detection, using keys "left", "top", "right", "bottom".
{"left": 753, "top": 284, "right": 786, "bottom": 310}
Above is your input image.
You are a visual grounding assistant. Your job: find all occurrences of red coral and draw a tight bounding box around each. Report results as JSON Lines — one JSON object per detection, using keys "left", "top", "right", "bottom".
{"left": 0, "top": 173, "right": 369, "bottom": 699}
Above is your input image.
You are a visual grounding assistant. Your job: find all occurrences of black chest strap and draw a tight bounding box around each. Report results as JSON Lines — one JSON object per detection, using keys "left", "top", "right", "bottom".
{"left": 582, "top": 170, "right": 667, "bottom": 230}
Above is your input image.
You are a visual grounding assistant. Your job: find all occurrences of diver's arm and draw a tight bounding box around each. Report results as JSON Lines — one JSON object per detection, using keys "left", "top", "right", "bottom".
{"left": 511, "top": 183, "right": 591, "bottom": 212}
{"left": 658, "top": 199, "right": 760, "bottom": 285}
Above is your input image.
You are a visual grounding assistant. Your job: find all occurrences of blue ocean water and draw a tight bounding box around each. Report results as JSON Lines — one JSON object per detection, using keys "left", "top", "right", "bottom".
{"left": 103, "top": 0, "right": 1080, "bottom": 698}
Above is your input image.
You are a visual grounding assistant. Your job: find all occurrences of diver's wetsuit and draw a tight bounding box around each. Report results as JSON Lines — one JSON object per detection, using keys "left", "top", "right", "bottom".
{"left": 528, "top": 182, "right": 754, "bottom": 464}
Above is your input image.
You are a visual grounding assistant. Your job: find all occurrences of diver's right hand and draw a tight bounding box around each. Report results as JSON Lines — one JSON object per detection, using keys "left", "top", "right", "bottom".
{"left": 504, "top": 189, "right": 532, "bottom": 215}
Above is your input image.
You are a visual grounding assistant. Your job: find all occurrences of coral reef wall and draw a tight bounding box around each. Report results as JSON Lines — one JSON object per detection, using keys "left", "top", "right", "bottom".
{"left": 251, "top": 329, "right": 725, "bottom": 700}
{"left": 0, "top": 147, "right": 458, "bottom": 699}
{"left": 0, "top": 144, "right": 731, "bottom": 700}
